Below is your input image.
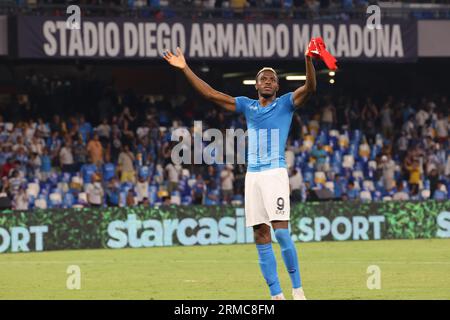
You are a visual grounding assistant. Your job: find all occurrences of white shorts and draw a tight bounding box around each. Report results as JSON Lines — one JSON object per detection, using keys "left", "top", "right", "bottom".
{"left": 245, "top": 168, "right": 290, "bottom": 227}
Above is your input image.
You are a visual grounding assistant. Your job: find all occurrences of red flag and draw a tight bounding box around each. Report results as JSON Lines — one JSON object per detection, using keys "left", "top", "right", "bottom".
{"left": 306, "top": 37, "right": 338, "bottom": 71}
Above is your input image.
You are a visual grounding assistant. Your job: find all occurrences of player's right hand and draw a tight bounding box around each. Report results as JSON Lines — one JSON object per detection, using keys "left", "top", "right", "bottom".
{"left": 163, "top": 47, "right": 187, "bottom": 70}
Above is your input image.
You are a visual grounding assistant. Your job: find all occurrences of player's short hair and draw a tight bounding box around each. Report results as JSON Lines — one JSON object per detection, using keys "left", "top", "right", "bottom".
{"left": 255, "top": 67, "right": 278, "bottom": 82}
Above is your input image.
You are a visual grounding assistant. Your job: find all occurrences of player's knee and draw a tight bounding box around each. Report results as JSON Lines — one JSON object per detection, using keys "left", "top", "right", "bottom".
{"left": 274, "top": 228, "right": 292, "bottom": 247}
{"left": 254, "top": 232, "right": 271, "bottom": 244}
{"left": 253, "top": 225, "right": 271, "bottom": 244}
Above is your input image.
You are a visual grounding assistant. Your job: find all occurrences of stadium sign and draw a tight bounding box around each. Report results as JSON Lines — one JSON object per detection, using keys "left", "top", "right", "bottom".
{"left": 437, "top": 211, "right": 450, "bottom": 238}
{"left": 0, "top": 201, "right": 449, "bottom": 253}
{"left": 0, "top": 226, "right": 48, "bottom": 253}
{"left": 106, "top": 213, "right": 387, "bottom": 248}
{"left": 16, "top": 16, "right": 417, "bottom": 61}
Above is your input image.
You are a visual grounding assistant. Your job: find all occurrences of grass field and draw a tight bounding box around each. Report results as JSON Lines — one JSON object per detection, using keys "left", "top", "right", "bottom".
{"left": 0, "top": 238, "right": 449, "bottom": 300}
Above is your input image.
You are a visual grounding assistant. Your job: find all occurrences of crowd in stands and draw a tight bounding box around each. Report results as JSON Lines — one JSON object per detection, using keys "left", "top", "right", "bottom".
{"left": 9, "top": 1, "right": 450, "bottom": 20}
{"left": 0, "top": 73, "right": 449, "bottom": 210}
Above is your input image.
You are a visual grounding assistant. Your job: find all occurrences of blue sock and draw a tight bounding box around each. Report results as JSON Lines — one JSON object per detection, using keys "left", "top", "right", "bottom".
{"left": 274, "top": 228, "right": 302, "bottom": 289}
{"left": 256, "top": 243, "right": 282, "bottom": 296}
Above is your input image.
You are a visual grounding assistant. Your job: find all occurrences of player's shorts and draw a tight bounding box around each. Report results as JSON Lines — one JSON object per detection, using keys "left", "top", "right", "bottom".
{"left": 244, "top": 167, "right": 290, "bottom": 227}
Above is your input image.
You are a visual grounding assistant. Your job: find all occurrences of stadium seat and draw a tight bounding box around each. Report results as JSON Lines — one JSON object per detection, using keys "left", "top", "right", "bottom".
{"left": 63, "top": 192, "right": 75, "bottom": 208}
{"left": 343, "top": 155, "right": 355, "bottom": 169}
{"left": 304, "top": 171, "right": 314, "bottom": 185}
{"left": 368, "top": 160, "right": 377, "bottom": 170}
{"left": 49, "top": 192, "right": 63, "bottom": 208}
{"left": 57, "top": 182, "right": 69, "bottom": 193}
{"left": 303, "top": 139, "right": 314, "bottom": 151}
{"left": 83, "top": 183, "right": 93, "bottom": 193}
{"left": 181, "top": 169, "right": 190, "bottom": 178}
{"left": 325, "top": 181, "right": 335, "bottom": 193}
{"left": 421, "top": 189, "right": 431, "bottom": 200}
{"left": 360, "top": 191, "right": 372, "bottom": 202}
{"left": 329, "top": 130, "right": 339, "bottom": 137}
{"left": 352, "top": 170, "right": 364, "bottom": 181}
{"left": 78, "top": 192, "right": 88, "bottom": 205}
{"left": 170, "top": 191, "right": 181, "bottom": 205}
{"left": 314, "top": 172, "right": 327, "bottom": 185}
{"left": 26, "top": 183, "right": 40, "bottom": 198}
{"left": 363, "top": 180, "right": 375, "bottom": 192}
{"left": 34, "top": 197, "right": 47, "bottom": 209}
{"left": 187, "top": 178, "right": 197, "bottom": 188}
{"left": 71, "top": 176, "right": 83, "bottom": 188}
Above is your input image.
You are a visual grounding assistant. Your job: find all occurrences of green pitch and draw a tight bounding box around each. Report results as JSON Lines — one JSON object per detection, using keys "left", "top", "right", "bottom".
{"left": 0, "top": 238, "right": 449, "bottom": 300}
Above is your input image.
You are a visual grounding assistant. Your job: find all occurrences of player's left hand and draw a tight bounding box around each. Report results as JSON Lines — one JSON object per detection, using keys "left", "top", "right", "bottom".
{"left": 306, "top": 38, "right": 321, "bottom": 58}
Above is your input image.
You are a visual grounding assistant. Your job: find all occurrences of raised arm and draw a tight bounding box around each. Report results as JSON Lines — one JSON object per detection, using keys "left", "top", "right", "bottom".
{"left": 292, "top": 55, "right": 317, "bottom": 108}
{"left": 163, "top": 47, "right": 236, "bottom": 112}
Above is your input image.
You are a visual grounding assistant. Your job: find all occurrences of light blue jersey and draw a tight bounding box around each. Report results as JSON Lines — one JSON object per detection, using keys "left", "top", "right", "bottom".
{"left": 235, "top": 92, "right": 295, "bottom": 172}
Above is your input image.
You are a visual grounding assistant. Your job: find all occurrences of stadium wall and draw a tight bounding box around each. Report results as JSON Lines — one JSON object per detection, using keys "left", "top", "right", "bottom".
{"left": 0, "top": 201, "right": 449, "bottom": 254}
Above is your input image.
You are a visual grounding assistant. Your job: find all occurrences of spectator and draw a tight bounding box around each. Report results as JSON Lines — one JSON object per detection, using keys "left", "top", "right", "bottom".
{"left": 347, "top": 181, "right": 359, "bottom": 200}
{"left": 73, "top": 135, "right": 88, "bottom": 171}
{"left": 380, "top": 155, "right": 396, "bottom": 191}
{"left": 380, "top": 102, "right": 393, "bottom": 138}
{"left": 142, "top": 197, "right": 150, "bottom": 207}
{"left": 118, "top": 145, "right": 136, "bottom": 183}
{"left": 29, "top": 152, "right": 41, "bottom": 176}
{"left": 311, "top": 143, "right": 328, "bottom": 172}
{"left": 393, "top": 181, "right": 409, "bottom": 201}
{"left": 81, "top": 159, "right": 98, "bottom": 184}
{"left": 285, "top": 144, "right": 295, "bottom": 171}
{"left": 192, "top": 174, "right": 206, "bottom": 205}
{"left": 428, "top": 168, "right": 440, "bottom": 197}
{"left": 60, "top": 141, "right": 76, "bottom": 173}
{"left": 220, "top": 165, "right": 235, "bottom": 203}
{"left": 12, "top": 136, "right": 27, "bottom": 154}
{"left": 103, "top": 162, "right": 117, "bottom": 182}
{"left": 8, "top": 170, "right": 23, "bottom": 195}
{"left": 29, "top": 134, "right": 45, "bottom": 155}
{"left": 321, "top": 100, "right": 336, "bottom": 131}
{"left": 289, "top": 168, "right": 303, "bottom": 202}
{"left": 416, "top": 107, "right": 429, "bottom": 135}
{"left": 86, "top": 174, "right": 104, "bottom": 207}
{"left": 165, "top": 162, "right": 180, "bottom": 194}
{"left": 135, "top": 175, "right": 149, "bottom": 204}
{"left": 105, "top": 178, "right": 120, "bottom": 207}
{"left": 97, "top": 118, "right": 112, "bottom": 146}
{"left": 14, "top": 186, "right": 29, "bottom": 210}
{"left": 78, "top": 115, "right": 93, "bottom": 143}
{"left": 126, "top": 189, "right": 137, "bottom": 207}
{"left": 0, "top": 177, "right": 12, "bottom": 210}
{"left": 87, "top": 133, "right": 104, "bottom": 166}
{"left": 436, "top": 112, "right": 448, "bottom": 143}
{"left": 406, "top": 160, "right": 421, "bottom": 195}
{"left": 40, "top": 148, "right": 52, "bottom": 181}
{"left": 205, "top": 180, "right": 220, "bottom": 205}
{"left": 361, "top": 98, "right": 378, "bottom": 144}
{"left": 397, "top": 131, "right": 409, "bottom": 161}
{"left": 433, "top": 181, "right": 448, "bottom": 200}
